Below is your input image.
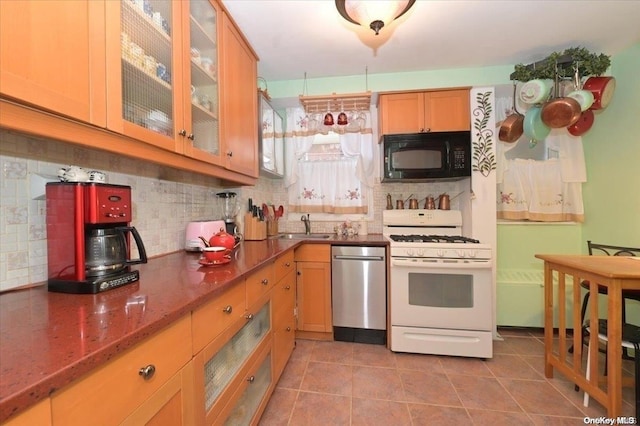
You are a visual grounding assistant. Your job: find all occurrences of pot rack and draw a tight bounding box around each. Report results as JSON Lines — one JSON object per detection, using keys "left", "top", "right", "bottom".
{"left": 509, "top": 54, "right": 574, "bottom": 80}
{"left": 299, "top": 91, "right": 372, "bottom": 114}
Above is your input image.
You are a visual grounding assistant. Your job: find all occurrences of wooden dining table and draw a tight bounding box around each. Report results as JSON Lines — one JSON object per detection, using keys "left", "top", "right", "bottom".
{"left": 535, "top": 254, "right": 640, "bottom": 417}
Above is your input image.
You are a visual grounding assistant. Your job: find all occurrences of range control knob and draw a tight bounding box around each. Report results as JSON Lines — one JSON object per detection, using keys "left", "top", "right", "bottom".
{"left": 406, "top": 249, "right": 415, "bottom": 257}
{"left": 457, "top": 250, "right": 466, "bottom": 258}
{"left": 436, "top": 250, "right": 445, "bottom": 257}
{"left": 468, "top": 250, "right": 477, "bottom": 258}
{"left": 417, "top": 249, "right": 425, "bottom": 257}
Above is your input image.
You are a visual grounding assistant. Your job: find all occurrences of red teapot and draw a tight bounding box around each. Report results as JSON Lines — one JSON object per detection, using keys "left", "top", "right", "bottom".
{"left": 208, "top": 228, "right": 236, "bottom": 250}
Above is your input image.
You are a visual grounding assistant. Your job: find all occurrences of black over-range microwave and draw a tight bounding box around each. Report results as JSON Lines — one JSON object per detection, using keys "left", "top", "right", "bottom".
{"left": 382, "top": 131, "right": 472, "bottom": 182}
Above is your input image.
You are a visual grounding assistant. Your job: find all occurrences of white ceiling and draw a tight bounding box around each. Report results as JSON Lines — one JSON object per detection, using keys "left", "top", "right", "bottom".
{"left": 221, "top": 0, "right": 640, "bottom": 83}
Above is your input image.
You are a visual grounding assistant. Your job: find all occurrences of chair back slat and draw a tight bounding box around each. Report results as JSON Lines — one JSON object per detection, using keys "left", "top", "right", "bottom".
{"left": 587, "top": 241, "right": 640, "bottom": 257}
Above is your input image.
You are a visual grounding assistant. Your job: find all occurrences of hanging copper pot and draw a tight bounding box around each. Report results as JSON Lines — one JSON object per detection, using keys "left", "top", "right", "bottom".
{"left": 499, "top": 81, "right": 524, "bottom": 143}
{"left": 540, "top": 71, "right": 581, "bottom": 129}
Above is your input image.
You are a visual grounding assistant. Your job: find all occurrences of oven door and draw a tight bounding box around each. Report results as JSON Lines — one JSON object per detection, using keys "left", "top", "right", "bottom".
{"left": 390, "top": 258, "right": 492, "bottom": 331}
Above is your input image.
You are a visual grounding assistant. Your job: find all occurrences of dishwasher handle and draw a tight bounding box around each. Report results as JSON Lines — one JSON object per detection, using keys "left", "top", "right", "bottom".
{"left": 333, "top": 255, "right": 385, "bottom": 261}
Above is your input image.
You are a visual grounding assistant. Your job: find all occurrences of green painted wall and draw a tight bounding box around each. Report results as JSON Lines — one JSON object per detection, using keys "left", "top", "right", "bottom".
{"left": 581, "top": 42, "right": 640, "bottom": 247}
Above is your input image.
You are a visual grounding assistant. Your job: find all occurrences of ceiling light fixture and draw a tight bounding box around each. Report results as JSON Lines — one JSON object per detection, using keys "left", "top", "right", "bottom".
{"left": 335, "top": 0, "right": 415, "bottom": 35}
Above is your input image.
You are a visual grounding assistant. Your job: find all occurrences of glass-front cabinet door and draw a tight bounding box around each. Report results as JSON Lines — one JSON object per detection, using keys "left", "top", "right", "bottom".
{"left": 182, "top": 0, "right": 221, "bottom": 164}
{"left": 106, "top": 0, "right": 182, "bottom": 152}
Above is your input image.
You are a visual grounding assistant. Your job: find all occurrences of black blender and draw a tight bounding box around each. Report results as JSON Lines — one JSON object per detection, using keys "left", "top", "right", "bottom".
{"left": 216, "top": 191, "right": 240, "bottom": 234}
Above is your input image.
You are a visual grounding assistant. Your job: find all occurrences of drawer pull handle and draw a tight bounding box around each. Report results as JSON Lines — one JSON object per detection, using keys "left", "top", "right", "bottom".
{"left": 286, "top": 326, "right": 291, "bottom": 332}
{"left": 245, "top": 313, "right": 254, "bottom": 320}
{"left": 261, "top": 278, "right": 269, "bottom": 286}
{"left": 222, "top": 305, "right": 233, "bottom": 314}
{"left": 178, "top": 129, "right": 187, "bottom": 136}
{"left": 247, "top": 376, "right": 255, "bottom": 383}
{"left": 285, "top": 262, "right": 290, "bottom": 267}
{"left": 139, "top": 364, "right": 156, "bottom": 380}
{"left": 284, "top": 285, "right": 290, "bottom": 290}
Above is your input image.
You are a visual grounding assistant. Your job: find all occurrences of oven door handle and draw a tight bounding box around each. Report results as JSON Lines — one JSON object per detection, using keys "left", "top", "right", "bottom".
{"left": 391, "top": 258, "right": 491, "bottom": 269}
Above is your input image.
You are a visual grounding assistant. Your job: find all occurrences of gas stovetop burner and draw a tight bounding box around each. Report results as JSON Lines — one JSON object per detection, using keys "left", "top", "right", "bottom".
{"left": 389, "top": 234, "right": 480, "bottom": 244}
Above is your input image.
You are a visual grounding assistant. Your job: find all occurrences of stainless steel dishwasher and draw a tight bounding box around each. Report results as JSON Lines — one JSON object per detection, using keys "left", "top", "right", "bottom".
{"left": 332, "top": 245, "right": 387, "bottom": 345}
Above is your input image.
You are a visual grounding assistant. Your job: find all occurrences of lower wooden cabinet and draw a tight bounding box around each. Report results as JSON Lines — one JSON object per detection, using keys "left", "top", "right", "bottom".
{"left": 295, "top": 244, "right": 332, "bottom": 334}
{"left": 121, "top": 361, "right": 196, "bottom": 426}
{"left": 216, "top": 338, "right": 273, "bottom": 425}
{"left": 272, "top": 268, "right": 296, "bottom": 378}
{"left": 51, "top": 315, "right": 193, "bottom": 425}
{"left": 193, "top": 295, "right": 271, "bottom": 425}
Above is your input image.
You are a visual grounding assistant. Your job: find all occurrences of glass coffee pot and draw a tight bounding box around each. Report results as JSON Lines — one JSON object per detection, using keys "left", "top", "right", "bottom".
{"left": 216, "top": 191, "right": 240, "bottom": 234}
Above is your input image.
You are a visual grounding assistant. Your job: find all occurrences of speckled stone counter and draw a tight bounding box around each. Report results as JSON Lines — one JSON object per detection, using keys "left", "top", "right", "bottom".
{"left": 0, "top": 234, "right": 388, "bottom": 422}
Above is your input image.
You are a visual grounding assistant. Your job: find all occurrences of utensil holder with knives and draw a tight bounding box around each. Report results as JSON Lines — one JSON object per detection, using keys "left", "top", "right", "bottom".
{"left": 244, "top": 212, "right": 267, "bottom": 240}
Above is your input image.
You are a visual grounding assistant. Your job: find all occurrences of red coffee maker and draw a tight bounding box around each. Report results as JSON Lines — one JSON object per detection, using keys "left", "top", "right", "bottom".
{"left": 46, "top": 182, "right": 147, "bottom": 294}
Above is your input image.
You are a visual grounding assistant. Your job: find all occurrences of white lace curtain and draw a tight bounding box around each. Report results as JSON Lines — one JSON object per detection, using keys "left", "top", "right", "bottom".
{"left": 496, "top": 127, "right": 586, "bottom": 222}
{"left": 283, "top": 107, "right": 375, "bottom": 214}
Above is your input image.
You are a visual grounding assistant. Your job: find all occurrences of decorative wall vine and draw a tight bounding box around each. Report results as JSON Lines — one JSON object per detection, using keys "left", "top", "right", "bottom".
{"left": 472, "top": 91, "right": 496, "bottom": 177}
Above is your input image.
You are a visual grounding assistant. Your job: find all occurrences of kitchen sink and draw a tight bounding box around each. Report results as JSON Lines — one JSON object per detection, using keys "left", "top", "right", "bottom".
{"left": 276, "top": 233, "right": 332, "bottom": 240}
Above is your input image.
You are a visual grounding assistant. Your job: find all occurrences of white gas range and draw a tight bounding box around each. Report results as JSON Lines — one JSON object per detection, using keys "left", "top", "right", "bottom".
{"left": 383, "top": 209, "right": 493, "bottom": 359}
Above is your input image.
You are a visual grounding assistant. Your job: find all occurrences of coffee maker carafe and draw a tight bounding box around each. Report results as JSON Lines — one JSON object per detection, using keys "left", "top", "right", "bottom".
{"left": 46, "top": 182, "right": 147, "bottom": 294}
{"left": 216, "top": 191, "right": 240, "bottom": 234}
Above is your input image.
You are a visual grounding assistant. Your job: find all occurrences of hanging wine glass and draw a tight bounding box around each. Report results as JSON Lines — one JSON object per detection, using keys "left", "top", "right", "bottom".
{"left": 337, "top": 101, "right": 348, "bottom": 125}
{"left": 356, "top": 110, "right": 366, "bottom": 129}
{"left": 308, "top": 108, "right": 319, "bottom": 131}
{"left": 323, "top": 101, "right": 334, "bottom": 126}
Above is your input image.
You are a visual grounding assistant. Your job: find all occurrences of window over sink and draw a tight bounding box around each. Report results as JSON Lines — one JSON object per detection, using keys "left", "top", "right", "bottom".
{"left": 283, "top": 107, "right": 376, "bottom": 221}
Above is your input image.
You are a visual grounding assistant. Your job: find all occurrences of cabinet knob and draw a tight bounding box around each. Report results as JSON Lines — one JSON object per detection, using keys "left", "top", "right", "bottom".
{"left": 286, "top": 326, "right": 291, "bottom": 332}
{"left": 187, "top": 133, "right": 195, "bottom": 140}
{"left": 179, "top": 129, "right": 187, "bottom": 136}
{"left": 245, "top": 313, "right": 254, "bottom": 320}
{"left": 247, "top": 376, "right": 255, "bottom": 383}
{"left": 226, "top": 151, "right": 233, "bottom": 157}
{"left": 222, "top": 305, "right": 233, "bottom": 314}
{"left": 138, "top": 364, "right": 156, "bottom": 380}
{"left": 284, "top": 285, "right": 290, "bottom": 290}
{"left": 297, "top": 271, "right": 301, "bottom": 276}
{"left": 261, "top": 278, "right": 269, "bottom": 286}
{"left": 285, "top": 262, "right": 290, "bottom": 267}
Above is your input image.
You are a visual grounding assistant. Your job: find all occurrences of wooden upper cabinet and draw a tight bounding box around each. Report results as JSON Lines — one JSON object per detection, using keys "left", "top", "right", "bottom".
{"left": 219, "top": 12, "right": 258, "bottom": 178}
{"left": 105, "top": 0, "right": 184, "bottom": 152}
{"left": 181, "top": 0, "right": 223, "bottom": 166}
{"left": 0, "top": 0, "right": 106, "bottom": 126}
{"left": 378, "top": 89, "right": 470, "bottom": 136}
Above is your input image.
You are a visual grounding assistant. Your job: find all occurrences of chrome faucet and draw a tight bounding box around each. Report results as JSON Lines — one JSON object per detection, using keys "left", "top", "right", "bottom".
{"left": 301, "top": 214, "right": 311, "bottom": 234}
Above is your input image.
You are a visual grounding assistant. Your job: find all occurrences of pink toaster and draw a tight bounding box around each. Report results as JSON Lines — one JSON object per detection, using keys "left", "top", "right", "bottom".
{"left": 185, "top": 220, "right": 226, "bottom": 252}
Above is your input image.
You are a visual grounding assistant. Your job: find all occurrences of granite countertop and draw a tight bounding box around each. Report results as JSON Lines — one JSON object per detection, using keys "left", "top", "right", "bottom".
{"left": 0, "top": 234, "right": 388, "bottom": 422}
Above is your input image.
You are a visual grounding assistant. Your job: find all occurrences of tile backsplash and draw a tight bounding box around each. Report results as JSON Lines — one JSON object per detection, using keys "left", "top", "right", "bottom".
{"left": 0, "top": 130, "right": 226, "bottom": 291}
{"left": 1, "top": 129, "right": 465, "bottom": 291}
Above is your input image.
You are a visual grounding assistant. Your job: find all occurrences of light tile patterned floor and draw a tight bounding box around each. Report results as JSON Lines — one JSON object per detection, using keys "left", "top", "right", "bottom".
{"left": 259, "top": 328, "right": 637, "bottom": 425}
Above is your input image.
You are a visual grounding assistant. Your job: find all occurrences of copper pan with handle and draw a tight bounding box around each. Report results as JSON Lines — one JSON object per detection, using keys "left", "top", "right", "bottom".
{"left": 541, "top": 68, "right": 582, "bottom": 129}
{"left": 499, "top": 81, "right": 524, "bottom": 143}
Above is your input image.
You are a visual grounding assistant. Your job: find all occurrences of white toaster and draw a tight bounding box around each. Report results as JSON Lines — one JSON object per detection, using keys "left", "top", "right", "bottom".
{"left": 185, "top": 220, "right": 226, "bottom": 252}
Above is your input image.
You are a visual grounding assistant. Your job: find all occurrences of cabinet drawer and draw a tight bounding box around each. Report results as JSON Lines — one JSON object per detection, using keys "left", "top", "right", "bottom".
{"left": 246, "top": 264, "right": 275, "bottom": 308}
{"left": 273, "top": 270, "right": 295, "bottom": 320}
{"left": 192, "top": 282, "right": 247, "bottom": 354}
{"left": 52, "top": 315, "right": 192, "bottom": 425}
{"left": 294, "top": 244, "right": 331, "bottom": 262}
{"left": 274, "top": 250, "right": 295, "bottom": 282}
